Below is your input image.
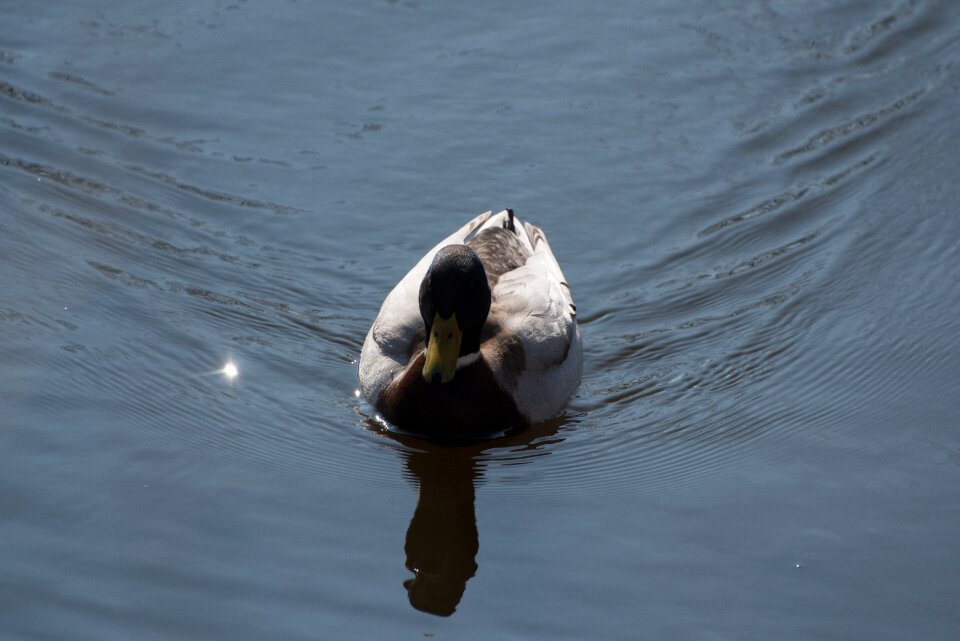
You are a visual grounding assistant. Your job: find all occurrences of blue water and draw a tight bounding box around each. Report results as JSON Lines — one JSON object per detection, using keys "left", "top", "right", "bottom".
{"left": 2, "top": 1, "right": 959, "bottom": 639}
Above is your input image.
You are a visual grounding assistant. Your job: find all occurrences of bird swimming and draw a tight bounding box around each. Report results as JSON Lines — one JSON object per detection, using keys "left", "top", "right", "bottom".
{"left": 358, "top": 209, "right": 582, "bottom": 437}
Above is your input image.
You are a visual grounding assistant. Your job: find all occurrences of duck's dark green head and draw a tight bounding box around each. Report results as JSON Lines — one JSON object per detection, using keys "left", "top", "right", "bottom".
{"left": 418, "top": 245, "right": 491, "bottom": 385}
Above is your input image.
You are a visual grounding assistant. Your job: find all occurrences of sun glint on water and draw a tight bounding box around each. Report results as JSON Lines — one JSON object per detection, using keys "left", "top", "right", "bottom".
{"left": 222, "top": 361, "right": 238, "bottom": 380}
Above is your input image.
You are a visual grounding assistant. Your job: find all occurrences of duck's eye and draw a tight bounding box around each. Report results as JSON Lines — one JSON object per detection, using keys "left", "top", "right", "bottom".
{"left": 447, "top": 332, "right": 453, "bottom": 339}
{"left": 433, "top": 331, "right": 439, "bottom": 339}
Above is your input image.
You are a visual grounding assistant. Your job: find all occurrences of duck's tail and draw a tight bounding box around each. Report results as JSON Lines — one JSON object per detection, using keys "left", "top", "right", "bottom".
{"left": 504, "top": 208, "right": 516, "bottom": 233}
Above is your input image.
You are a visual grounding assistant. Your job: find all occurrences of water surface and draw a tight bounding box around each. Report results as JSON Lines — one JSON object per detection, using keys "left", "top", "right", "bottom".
{"left": 2, "top": 1, "right": 959, "bottom": 639}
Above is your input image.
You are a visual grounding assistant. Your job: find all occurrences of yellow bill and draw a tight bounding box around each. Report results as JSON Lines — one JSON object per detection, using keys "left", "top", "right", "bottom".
{"left": 422, "top": 312, "right": 461, "bottom": 384}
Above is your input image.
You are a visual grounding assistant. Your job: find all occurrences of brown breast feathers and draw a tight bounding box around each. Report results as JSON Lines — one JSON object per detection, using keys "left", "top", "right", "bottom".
{"left": 378, "top": 353, "right": 527, "bottom": 437}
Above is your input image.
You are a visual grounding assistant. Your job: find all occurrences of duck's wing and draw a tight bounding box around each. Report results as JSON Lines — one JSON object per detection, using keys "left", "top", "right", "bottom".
{"left": 359, "top": 211, "right": 495, "bottom": 401}
{"left": 488, "top": 220, "right": 582, "bottom": 422}
{"left": 492, "top": 223, "right": 577, "bottom": 371}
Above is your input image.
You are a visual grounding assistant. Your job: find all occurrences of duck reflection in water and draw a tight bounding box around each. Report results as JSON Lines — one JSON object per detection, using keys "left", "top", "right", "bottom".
{"left": 402, "top": 445, "right": 479, "bottom": 616}
{"left": 374, "top": 420, "right": 564, "bottom": 617}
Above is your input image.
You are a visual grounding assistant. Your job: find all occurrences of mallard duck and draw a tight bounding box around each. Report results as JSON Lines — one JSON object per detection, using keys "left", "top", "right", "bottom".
{"left": 359, "top": 209, "right": 582, "bottom": 436}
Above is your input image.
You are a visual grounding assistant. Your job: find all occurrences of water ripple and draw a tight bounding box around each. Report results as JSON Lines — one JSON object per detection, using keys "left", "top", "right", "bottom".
{"left": 774, "top": 88, "right": 925, "bottom": 165}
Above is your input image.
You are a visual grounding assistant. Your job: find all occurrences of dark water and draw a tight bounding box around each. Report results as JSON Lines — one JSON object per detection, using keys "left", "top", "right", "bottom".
{"left": 3, "top": 0, "right": 959, "bottom": 638}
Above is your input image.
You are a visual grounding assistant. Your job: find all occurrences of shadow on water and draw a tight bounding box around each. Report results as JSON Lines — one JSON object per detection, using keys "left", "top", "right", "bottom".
{"left": 364, "top": 417, "right": 565, "bottom": 616}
